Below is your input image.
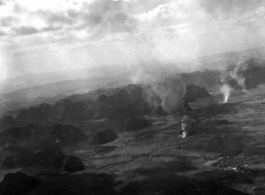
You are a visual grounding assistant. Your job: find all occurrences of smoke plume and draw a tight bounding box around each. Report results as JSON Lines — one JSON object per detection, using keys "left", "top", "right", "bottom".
{"left": 131, "top": 60, "right": 185, "bottom": 114}
{"left": 220, "top": 57, "right": 250, "bottom": 103}
{"left": 220, "top": 84, "right": 232, "bottom": 103}
{"left": 150, "top": 79, "right": 185, "bottom": 114}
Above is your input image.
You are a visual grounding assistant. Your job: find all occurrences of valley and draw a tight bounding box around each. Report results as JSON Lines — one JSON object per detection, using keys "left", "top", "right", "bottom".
{"left": 1, "top": 57, "right": 265, "bottom": 194}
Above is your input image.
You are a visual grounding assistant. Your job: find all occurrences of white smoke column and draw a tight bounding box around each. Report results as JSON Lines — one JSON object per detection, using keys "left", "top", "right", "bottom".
{"left": 220, "top": 84, "right": 232, "bottom": 103}
{"left": 130, "top": 60, "right": 185, "bottom": 113}
{"left": 220, "top": 57, "right": 250, "bottom": 103}
{"left": 150, "top": 78, "right": 185, "bottom": 113}
{"left": 231, "top": 57, "right": 249, "bottom": 92}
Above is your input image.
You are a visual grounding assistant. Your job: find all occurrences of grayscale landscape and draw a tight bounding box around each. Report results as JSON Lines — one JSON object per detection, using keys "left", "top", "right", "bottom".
{"left": 1, "top": 1, "right": 265, "bottom": 195}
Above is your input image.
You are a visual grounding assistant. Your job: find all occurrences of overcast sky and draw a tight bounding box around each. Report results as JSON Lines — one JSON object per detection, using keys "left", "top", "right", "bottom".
{"left": 1, "top": 0, "right": 265, "bottom": 79}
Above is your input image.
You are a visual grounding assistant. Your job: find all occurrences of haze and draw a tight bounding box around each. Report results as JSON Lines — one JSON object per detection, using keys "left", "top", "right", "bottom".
{"left": 1, "top": 0, "right": 265, "bottom": 79}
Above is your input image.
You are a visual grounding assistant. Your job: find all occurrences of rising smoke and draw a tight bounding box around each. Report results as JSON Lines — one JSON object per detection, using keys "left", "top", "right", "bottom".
{"left": 220, "top": 84, "right": 232, "bottom": 103}
{"left": 130, "top": 60, "right": 186, "bottom": 114}
{"left": 124, "top": 0, "right": 265, "bottom": 108}
{"left": 150, "top": 79, "right": 185, "bottom": 114}
{"left": 220, "top": 57, "right": 250, "bottom": 103}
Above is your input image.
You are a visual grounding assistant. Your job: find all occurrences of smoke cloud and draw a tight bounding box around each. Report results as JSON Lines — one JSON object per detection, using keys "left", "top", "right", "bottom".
{"left": 143, "top": 79, "right": 186, "bottom": 114}
{"left": 220, "top": 57, "right": 251, "bottom": 103}
{"left": 151, "top": 79, "right": 185, "bottom": 114}
{"left": 130, "top": 60, "right": 185, "bottom": 114}
{"left": 220, "top": 84, "right": 232, "bottom": 103}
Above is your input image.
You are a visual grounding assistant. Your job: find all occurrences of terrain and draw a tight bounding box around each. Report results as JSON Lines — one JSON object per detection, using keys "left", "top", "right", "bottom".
{"left": 2, "top": 86, "right": 265, "bottom": 194}
{"left": 2, "top": 56, "right": 265, "bottom": 194}
{"left": 0, "top": 66, "right": 131, "bottom": 117}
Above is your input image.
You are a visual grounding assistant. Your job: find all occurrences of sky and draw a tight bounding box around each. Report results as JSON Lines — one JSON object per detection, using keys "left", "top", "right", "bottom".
{"left": 1, "top": 0, "right": 265, "bottom": 79}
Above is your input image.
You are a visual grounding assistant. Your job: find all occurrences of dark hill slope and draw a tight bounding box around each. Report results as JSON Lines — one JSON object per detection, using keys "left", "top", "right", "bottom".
{"left": 223, "top": 57, "right": 265, "bottom": 89}
{"left": 14, "top": 83, "right": 212, "bottom": 126}
{"left": 180, "top": 70, "right": 221, "bottom": 90}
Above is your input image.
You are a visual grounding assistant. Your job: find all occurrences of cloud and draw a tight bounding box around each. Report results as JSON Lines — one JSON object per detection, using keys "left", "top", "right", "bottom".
{"left": 37, "top": 10, "right": 74, "bottom": 31}
{"left": 0, "top": 0, "right": 262, "bottom": 44}
{"left": 200, "top": 0, "right": 265, "bottom": 18}
{"left": 0, "top": 16, "right": 19, "bottom": 27}
{"left": 0, "top": 0, "right": 5, "bottom": 6}
{"left": 0, "top": 30, "right": 7, "bottom": 36}
{"left": 2, "top": 0, "right": 265, "bottom": 78}
{"left": 0, "top": 0, "right": 140, "bottom": 40}
{"left": 137, "top": 1, "right": 265, "bottom": 54}
{"left": 13, "top": 26, "right": 39, "bottom": 35}
{"left": 75, "top": 0, "right": 138, "bottom": 38}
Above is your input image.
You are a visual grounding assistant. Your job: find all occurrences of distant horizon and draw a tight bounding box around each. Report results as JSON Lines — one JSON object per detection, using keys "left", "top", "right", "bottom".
{"left": 3, "top": 45, "right": 265, "bottom": 81}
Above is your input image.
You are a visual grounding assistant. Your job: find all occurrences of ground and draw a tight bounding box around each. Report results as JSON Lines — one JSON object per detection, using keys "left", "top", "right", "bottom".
{"left": 3, "top": 86, "right": 265, "bottom": 194}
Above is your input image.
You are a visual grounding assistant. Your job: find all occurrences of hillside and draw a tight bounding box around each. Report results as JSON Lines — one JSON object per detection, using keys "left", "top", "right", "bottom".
{"left": 2, "top": 84, "right": 265, "bottom": 194}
